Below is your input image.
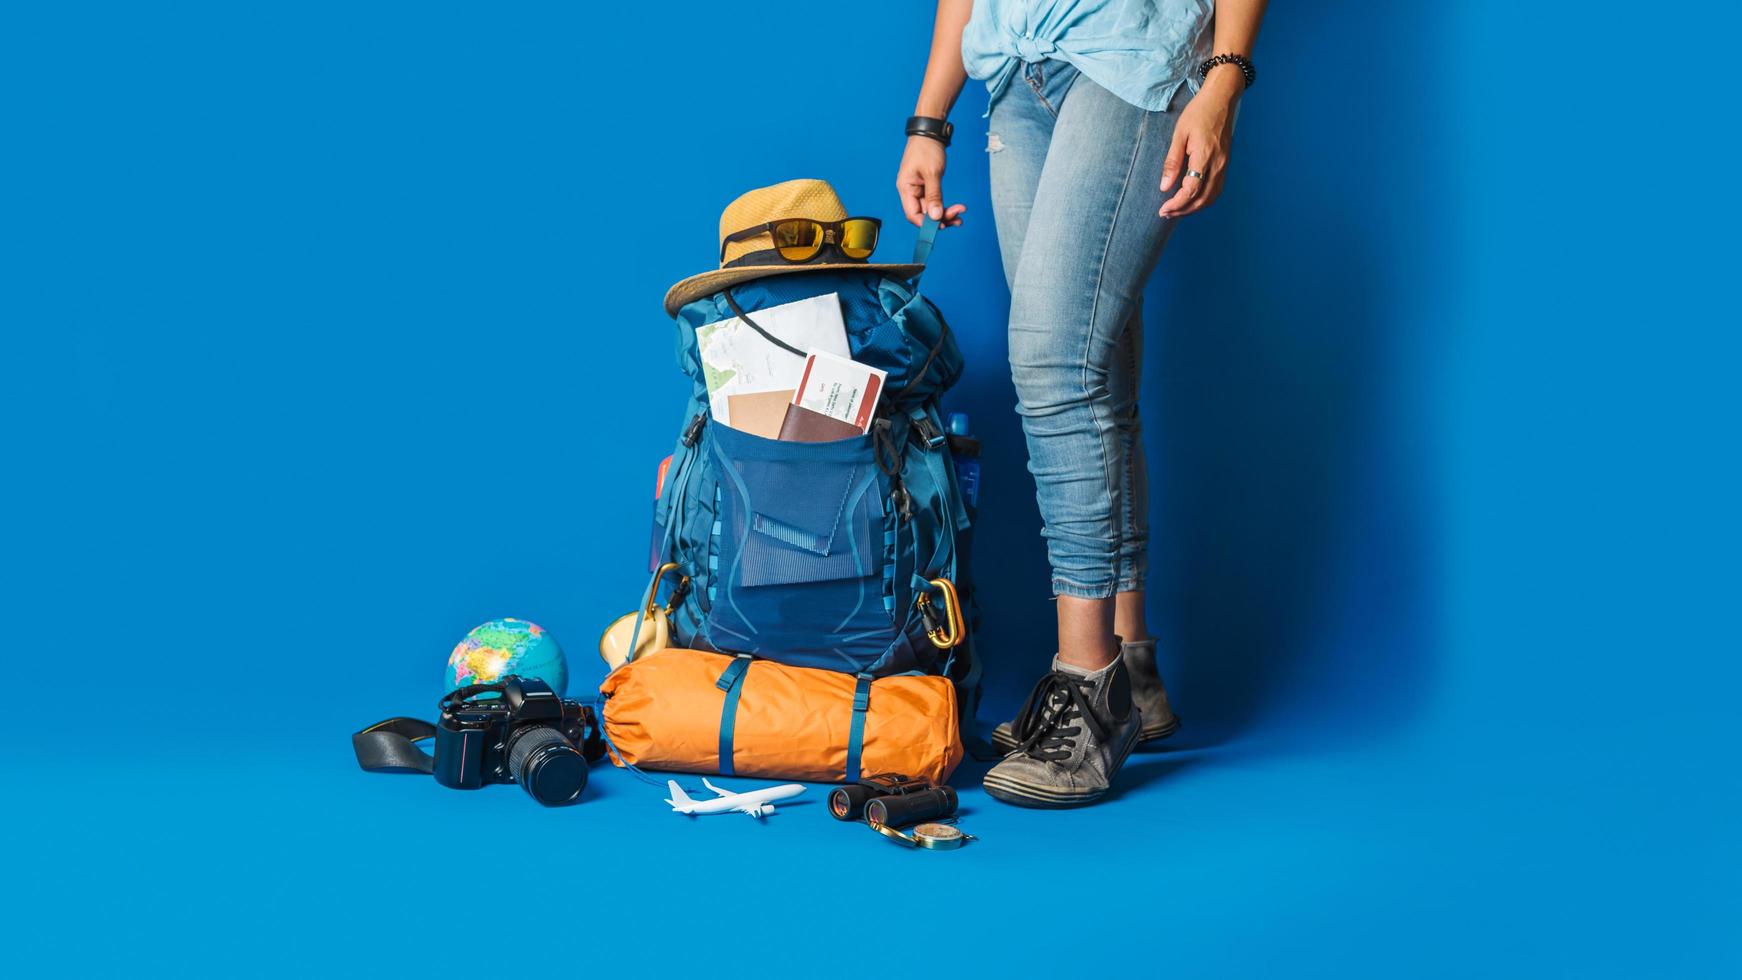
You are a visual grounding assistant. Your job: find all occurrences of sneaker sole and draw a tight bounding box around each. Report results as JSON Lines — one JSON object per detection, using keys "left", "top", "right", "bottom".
{"left": 982, "top": 724, "right": 1143, "bottom": 809}
{"left": 991, "top": 716, "right": 1178, "bottom": 755}
{"left": 1140, "top": 717, "right": 1181, "bottom": 742}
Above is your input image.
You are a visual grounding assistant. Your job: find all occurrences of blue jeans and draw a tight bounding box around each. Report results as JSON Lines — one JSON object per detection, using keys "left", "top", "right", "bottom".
{"left": 988, "top": 60, "right": 1184, "bottom": 600}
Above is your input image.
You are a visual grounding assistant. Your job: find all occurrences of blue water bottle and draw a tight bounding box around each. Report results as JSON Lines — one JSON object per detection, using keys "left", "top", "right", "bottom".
{"left": 947, "top": 412, "right": 981, "bottom": 509}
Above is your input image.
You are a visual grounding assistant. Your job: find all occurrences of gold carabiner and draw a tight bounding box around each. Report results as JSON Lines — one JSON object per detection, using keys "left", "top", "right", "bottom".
{"left": 916, "top": 577, "right": 965, "bottom": 649}
{"left": 650, "top": 562, "right": 690, "bottom": 614}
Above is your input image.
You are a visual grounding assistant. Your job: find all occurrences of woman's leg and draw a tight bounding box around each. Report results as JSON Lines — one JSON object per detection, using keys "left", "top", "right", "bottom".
{"left": 1106, "top": 301, "right": 1180, "bottom": 739}
{"left": 1058, "top": 305, "right": 1151, "bottom": 659}
{"left": 1006, "top": 74, "right": 1179, "bottom": 665}
{"left": 986, "top": 61, "right": 1128, "bottom": 663}
{"left": 983, "top": 70, "right": 1185, "bottom": 806}
{"left": 1110, "top": 303, "right": 1152, "bottom": 645}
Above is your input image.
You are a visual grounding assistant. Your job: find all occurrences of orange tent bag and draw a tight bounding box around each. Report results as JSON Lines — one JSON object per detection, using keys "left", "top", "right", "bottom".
{"left": 599, "top": 649, "right": 963, "bottom": 785}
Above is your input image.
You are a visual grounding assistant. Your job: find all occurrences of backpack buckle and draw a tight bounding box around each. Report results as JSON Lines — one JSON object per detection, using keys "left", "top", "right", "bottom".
{"left": 681, "top": 414, "right": 707, "bottom": 447}
{"left": 908, "top": 409, "right": 946, "bottom": 450}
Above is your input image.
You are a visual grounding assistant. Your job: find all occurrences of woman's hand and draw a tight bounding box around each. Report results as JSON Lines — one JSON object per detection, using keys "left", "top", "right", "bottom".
{"left": 1159, "top": 68, "right": 1244, "bottom": 218}
{"left": 896, "top": 136, "right": 968, "bottom": 227}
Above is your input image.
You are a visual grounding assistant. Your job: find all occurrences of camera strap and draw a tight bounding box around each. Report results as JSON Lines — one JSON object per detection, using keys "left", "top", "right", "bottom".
{"left": 351, "top": 710, "right": 608, "bottom": 775}
{"left": 352, "top": 717, "right": 439, "bottom": 774}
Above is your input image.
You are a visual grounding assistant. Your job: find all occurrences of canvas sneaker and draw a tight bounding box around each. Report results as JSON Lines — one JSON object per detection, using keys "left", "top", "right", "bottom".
{"left": 1122, "top": 637, "right": 1179, "bottom": 741}
{"left": 992, "top": 638, "right": 1178, "bottom": 752}
{"left": 982, "top": 652, "right": 1142, "bottom": 808}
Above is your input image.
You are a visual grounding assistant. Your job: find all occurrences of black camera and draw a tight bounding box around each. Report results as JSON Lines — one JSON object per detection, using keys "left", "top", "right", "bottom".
{"left": 433, "top": 676, "right": 604, "bottom": 807}
{"left": 829, "top": 773, "right": 959, "bottom": 828}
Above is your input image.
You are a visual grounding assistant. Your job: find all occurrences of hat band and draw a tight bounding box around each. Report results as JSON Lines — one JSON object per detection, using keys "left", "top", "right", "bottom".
{"left": 721, "top": 244, "right": 871, "bottom": 270}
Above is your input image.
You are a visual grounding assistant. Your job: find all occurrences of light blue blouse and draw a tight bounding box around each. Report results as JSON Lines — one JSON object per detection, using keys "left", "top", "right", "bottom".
{"left": 961, "top": 0, "right": 1215, "bottom": 115}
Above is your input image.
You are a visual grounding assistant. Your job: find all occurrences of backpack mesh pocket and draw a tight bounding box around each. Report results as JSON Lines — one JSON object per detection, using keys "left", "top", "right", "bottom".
{"left": 702, "top": 423, "right": 894, "bottom": 672}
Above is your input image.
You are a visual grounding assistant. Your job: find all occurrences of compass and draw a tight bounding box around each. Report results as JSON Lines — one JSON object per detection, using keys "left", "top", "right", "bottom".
{"left": 871, "top": 820, "right": 978, "bottom": 850}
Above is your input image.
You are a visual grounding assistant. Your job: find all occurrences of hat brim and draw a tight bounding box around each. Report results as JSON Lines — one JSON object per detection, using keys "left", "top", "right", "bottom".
{"left": 663, "top": 262, "right": 925, "bottom": 317}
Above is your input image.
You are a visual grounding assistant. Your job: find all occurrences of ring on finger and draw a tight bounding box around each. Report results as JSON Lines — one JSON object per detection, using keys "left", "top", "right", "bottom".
{"left": 1184, "top": 168, "right": 1205, "bottom": 180}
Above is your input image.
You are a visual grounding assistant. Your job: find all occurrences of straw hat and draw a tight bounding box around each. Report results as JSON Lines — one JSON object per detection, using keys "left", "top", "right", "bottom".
{"left": 663, "top": 178, "right": 923, "bottom": 316}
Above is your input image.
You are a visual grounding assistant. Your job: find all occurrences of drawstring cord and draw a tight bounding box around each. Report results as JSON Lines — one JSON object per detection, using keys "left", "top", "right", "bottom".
{"left": 590, "top": 696, "right": 688, "bottom": 789}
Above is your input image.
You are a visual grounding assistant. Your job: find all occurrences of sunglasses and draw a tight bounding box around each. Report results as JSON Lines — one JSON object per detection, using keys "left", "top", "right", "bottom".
{"left": 720, "top": 217, "right": 881, "bottom": 264}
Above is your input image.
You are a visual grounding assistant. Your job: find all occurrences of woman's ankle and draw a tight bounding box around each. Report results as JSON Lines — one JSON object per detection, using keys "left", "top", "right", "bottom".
{"left": 1113, "top": 589, "right": 1150, "bottom": 645}
{"left": 1056, "top": 594, "right": 1120, "bottom": 670}
{"left": 1056, "top": 640, "right": 1120, "bottom": 672}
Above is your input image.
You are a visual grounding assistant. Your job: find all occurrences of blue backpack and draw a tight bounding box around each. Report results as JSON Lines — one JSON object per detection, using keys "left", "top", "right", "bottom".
{"left": 644, "top": 220, "right": 981, "bottom": 721}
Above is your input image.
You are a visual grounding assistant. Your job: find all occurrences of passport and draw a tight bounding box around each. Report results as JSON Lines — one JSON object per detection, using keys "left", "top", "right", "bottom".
{"left": 777, "top": 403, "right": 866, "bottom": 442}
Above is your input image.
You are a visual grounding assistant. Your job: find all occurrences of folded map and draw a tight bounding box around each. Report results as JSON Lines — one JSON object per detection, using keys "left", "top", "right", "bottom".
{"left": 696, "top": 293, "right": 850, "bottom": 434}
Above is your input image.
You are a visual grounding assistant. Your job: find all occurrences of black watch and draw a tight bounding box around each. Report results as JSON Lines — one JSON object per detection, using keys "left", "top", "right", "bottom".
{"left": 906, "top": 115, "right": 953, "bottom": 148}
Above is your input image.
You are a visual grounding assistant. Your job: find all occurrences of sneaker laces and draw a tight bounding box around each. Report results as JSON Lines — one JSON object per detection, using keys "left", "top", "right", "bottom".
{"left": 1010, "top": 670, "right": 1108, "bottom": 763}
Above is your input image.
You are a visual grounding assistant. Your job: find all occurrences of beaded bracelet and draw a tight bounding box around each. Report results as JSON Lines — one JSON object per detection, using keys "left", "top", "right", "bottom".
{"left": 1197, "top": 53, "right": 1256, "bottom": 89}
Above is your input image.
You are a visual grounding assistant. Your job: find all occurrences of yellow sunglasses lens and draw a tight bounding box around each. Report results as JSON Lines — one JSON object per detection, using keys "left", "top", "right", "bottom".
{"left": 772, "top": 220, "right": 824, "bottom": 261}
{"left": 840, "top": 219, "right": 879, "bottom": 259}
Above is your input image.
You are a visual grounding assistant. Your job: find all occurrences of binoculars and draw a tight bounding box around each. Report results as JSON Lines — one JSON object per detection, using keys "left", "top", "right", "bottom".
{"left": 829, "top": 773, "right": 959, "bottom": 828}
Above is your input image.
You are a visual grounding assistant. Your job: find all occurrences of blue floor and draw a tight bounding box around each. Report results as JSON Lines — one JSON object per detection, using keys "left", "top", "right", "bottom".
{"left": 14, "top": 676, "right": 1729, "bottom": 976}
{"left": 3, "top": 729, "right": 1484, "bottom": 974}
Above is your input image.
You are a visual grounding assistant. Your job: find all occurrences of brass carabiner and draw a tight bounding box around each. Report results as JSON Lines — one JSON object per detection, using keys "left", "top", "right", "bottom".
{"left": 916, "top": 577, "right": 965, "bottom": 649}
{"left": 650, "top": 562, "right": 690, "bottom": 614}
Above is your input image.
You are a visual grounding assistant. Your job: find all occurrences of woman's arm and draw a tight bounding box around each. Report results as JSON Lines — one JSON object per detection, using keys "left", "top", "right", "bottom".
{"left": 896, "top": 0, "right": 973, "bottom": 227}
{"left": 1159, "top": 0, "right": 1268, "bottom": 218}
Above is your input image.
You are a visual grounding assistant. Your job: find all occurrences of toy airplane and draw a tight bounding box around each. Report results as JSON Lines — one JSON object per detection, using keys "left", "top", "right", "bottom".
{"left": 665, "top": 778, "right": 805, "bottom": 818}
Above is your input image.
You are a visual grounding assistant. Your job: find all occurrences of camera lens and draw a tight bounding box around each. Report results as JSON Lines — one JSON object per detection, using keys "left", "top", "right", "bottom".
{"left": 505, "top": 726, "right": 588, "bottom": 806}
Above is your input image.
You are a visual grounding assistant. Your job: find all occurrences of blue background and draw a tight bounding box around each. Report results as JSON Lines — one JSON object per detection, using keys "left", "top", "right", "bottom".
{"left": 5, "top": 1, "right": 1736, "bottom": 975}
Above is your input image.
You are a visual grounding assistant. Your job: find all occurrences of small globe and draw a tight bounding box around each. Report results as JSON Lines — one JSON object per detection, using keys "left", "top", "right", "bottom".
{"left": 444, "top": 618, "right": 568, "bottom": 695}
